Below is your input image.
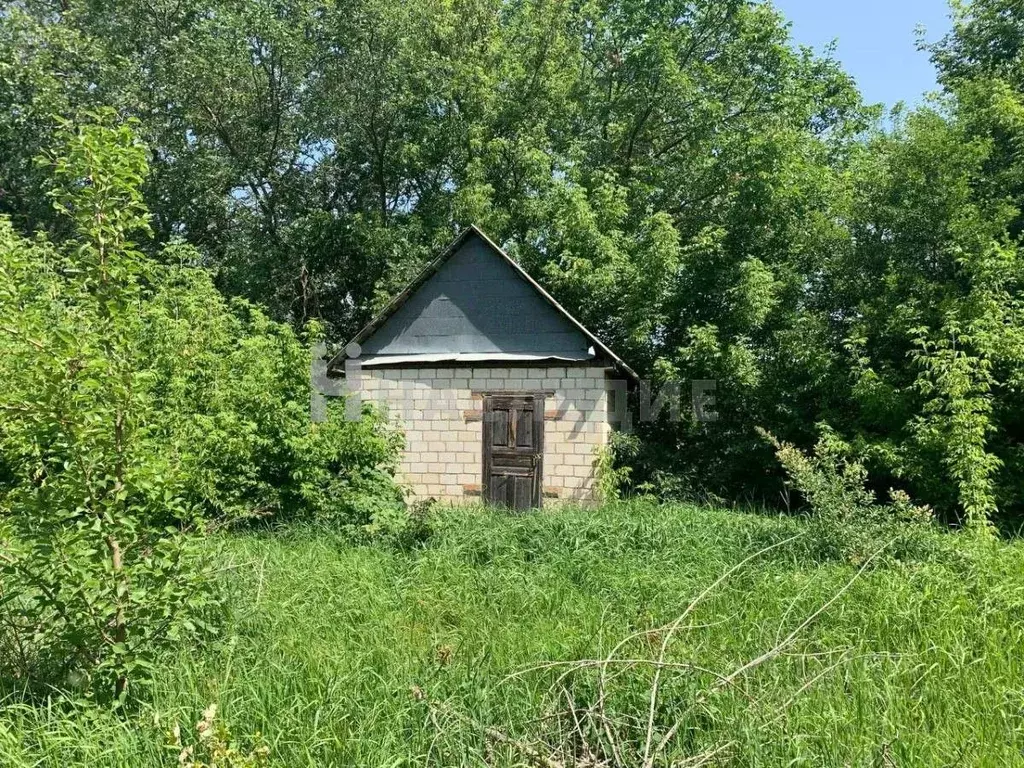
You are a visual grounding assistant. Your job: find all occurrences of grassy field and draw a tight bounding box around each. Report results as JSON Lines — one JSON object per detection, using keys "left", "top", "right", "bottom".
{"left": 2, "top": 503, "right": 1024, "bottom": 766}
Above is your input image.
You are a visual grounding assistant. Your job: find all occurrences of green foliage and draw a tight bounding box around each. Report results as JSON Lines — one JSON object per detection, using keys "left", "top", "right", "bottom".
{"left": 760, "top": 427, "right": 938, "bottom": 563}
{"left": 3, "top": 0, "right": 1024, "bottom": 527}
{"left": 287, "top": 398, "right": 405, "bottom": 532}
{"left": 0, "top": 115, "right": 219, "bottom": 703}
{"left": 0, "top": 115, "right": 405, "bottom": 704}
{"left": 594, "top": 431, "right": 640, "bottom": 503}
{"left": 3, "top": 504, "right": 1022, "bottom": 766}
{"left": 821, "top": 105, "right": 1024, "bottom": 529}
{"left": 136, "top": 255, "right": 404, "bottom": 528}
{"left": 909, "top": 321, "right": 1001, "bottom": 530}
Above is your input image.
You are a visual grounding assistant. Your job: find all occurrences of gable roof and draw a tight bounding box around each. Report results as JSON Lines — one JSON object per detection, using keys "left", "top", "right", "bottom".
{"left": 328, "top": 225, "right": 637, "bottom": 380}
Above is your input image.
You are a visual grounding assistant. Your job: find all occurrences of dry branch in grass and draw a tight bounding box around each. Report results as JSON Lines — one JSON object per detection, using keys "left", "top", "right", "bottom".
{"left": 645, "top": 542, "right": 890, "bottom": 766}
{"left": 418, "top": 535, "right": 889, "bottom": 767}
{"left": 416, "top": 687, "right": 570, "bottom": 768}
{"left": 437, "top": 533, "right": 891, "bottom": 768}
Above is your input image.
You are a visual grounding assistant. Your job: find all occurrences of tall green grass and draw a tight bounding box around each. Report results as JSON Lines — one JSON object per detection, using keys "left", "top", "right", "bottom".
{"left": 2, "top": 502, "right": 1023, "bottom": 766}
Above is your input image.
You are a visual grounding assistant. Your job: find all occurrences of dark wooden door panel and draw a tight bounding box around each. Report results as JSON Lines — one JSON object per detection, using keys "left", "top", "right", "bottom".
{"left": 515, "top": 408, "right": 534, "bottom": 447}
{"left": 488, "top": 474, "right": 510, "bottom": 507}
{"left": 513, "top": 475, "right": 534, "bottom": 509}
{"left": 482, "top": 394, "right": 544, "bottom": 510}
{"left": 490, "top": 409, "right": 509, "bottom": 446}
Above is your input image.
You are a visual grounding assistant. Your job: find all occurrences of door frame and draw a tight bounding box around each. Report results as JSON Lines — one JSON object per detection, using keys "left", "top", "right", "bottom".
{"left": 480, "top": 392, "right": 546, "bottom": 509}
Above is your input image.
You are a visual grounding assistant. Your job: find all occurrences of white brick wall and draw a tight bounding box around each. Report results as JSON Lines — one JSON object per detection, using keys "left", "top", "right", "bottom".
{"left": 356, "top": 365, "right": 612, "bottom": 504}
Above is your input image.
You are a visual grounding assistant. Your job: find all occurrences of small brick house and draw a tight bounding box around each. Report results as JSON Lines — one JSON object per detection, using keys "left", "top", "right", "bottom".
{"left": 328, "top": 225, "right": 635, "bottom": 509}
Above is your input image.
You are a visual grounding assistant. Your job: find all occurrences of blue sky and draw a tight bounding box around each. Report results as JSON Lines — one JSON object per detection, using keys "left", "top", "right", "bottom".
{"left": 772, "top": 0, "right": 954, "bottom": 108}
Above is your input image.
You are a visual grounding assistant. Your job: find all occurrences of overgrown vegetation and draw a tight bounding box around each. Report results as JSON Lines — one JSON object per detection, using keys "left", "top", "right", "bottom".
{"left": 759, "top": 427, "right": 941, "bottom": 564}
{"left": 4, "top": 1, "right": 1024, "bottom": 764}
{"left": 0, "top": 116, "right": 403, "bottom": 703}
{"left": 2, "top": 504, "right": 1022, "bottom": 766}
{"left": 138, "top": 262, "right": 404, "bottom": 529}
{"left": 4, "top": 0, "right": 1024, "bottom": 526}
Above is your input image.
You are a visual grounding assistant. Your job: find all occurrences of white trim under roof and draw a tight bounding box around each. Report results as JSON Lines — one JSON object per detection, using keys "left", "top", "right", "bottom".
{"left": 353, "top": 350, "right": 599, "bottom": 367}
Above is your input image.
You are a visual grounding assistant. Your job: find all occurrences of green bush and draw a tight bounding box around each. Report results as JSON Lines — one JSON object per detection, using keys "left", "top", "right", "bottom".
{"left": 759, "top": 426, "right": 940, "bottom": 564}
{"left": 137, "top": 254, "right": 404, "bottom": 528}
{"left": 594, "top": 432, "right": 640, "bottom": 502}
{"left": 0, "top": 114, "right": 406, "bottom": 703}
{"left": 0, "top": 116, "right": 222, "bottom": 703}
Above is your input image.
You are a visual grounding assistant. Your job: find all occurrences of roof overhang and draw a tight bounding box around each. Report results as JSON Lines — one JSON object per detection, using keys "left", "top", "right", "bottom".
{"left": 341, "top": 351, "right": 602, "bottom": 368}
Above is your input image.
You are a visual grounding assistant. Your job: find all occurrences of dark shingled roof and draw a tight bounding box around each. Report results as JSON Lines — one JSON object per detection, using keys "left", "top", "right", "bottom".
{"left": 328, "top": 225, "right": 637, "bottom": 380}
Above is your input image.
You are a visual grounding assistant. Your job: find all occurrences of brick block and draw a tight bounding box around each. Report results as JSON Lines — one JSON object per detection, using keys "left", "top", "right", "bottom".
{"left": 361, "top": 364, "right": 613, "bottom": 505}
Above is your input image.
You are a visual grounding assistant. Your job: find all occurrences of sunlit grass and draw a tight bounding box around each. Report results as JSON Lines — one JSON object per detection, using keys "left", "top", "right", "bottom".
{"left": 3, "top": 502, "right": 1023, "bottom": 765}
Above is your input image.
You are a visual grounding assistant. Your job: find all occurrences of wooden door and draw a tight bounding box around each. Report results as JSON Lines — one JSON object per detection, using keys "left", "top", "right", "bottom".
{"left": 482, "top": 394, "right": 544, "bottom": 510}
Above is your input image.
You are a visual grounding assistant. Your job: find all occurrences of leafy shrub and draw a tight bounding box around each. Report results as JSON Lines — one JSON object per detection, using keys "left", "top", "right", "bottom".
{"left": 138, "top": 256, "right": 405, "bottom": 528}
{"left": 594, "top": 432, "right": 640, "bottom": 502}
{"left": 289, "top": 397, "right": 406, "bottom": 532}
{"left": 366, "top": 497, "right": 437, "bottom": 549}
{"left": 0, "top": 116, "right": 221, "bottom": 702}
{"left": 759, "top": 426, "right": 938, "bottom": 563}
{"left": 0, "top": 114, "right": 406, "bottom": 703}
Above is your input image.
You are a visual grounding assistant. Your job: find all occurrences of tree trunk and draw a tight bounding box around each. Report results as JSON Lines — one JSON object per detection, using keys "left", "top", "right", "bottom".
{"left": 106, "top": 534, "right": 128, "bottom": 700}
